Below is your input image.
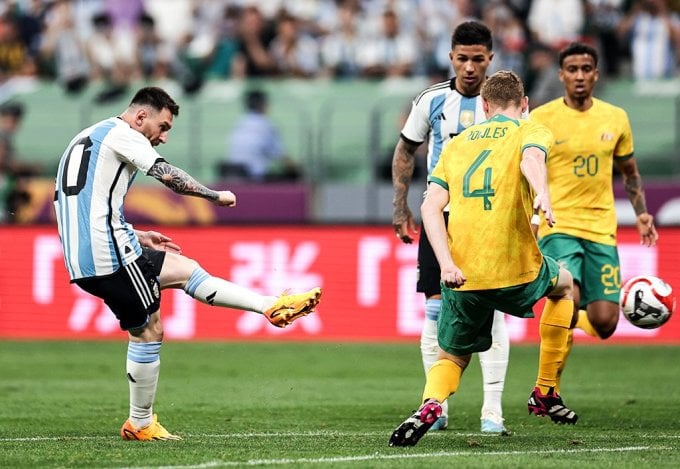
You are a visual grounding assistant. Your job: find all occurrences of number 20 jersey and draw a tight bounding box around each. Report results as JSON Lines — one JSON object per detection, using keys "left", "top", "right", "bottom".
{"left": 429, "top": 115, "right": 553, "bottom": 290}
{"left": 530, "top": 98, "right": 634, "bottom": 246}
{"left": 54, "top": 117, "right": 163, "bottom": 281}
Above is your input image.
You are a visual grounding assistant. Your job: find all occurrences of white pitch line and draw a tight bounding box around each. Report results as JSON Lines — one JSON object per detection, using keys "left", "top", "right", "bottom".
{"left": 113, "top": 446, "right": 672, "bottom": 469}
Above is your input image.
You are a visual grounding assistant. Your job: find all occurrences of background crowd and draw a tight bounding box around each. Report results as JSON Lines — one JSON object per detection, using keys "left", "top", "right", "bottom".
{"left": 0, "top": 0, "right": 679, "bottom": 99}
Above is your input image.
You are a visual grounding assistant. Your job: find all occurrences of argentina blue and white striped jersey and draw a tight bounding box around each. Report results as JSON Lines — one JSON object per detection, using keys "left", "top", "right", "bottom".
{"left": 54, "top": 117, "right": 163, "bottom": 281}
{"left": 400, "top": 78, "right": 485, "bottom": 175}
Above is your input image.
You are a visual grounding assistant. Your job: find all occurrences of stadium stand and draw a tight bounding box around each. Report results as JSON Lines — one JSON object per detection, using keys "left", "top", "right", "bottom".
{"left": 10, "top": 77, "right": 680, "bottom": 184}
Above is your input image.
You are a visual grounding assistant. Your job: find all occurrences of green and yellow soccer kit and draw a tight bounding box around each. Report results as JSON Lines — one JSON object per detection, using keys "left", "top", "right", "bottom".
{"left": 429, "top": 115, "right": 553, "bottom": 291}
{"left": 428, "top": 115, "right": 559, "bottom": 355}
{"left": 530, "top": 98, "right": 634, "bottom": 246}
{"left": 530, "top": 98, "right": 633, "bottom": 304}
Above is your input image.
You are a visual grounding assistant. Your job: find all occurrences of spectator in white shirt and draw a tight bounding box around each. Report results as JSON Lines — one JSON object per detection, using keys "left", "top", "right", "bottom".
{"left": 357, "top": 8, "right": 418, "bottom": 78}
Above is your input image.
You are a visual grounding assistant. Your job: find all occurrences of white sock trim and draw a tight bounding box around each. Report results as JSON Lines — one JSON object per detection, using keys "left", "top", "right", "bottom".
{"left": 184, "top": 267, "right": 268, "bottom": 312}
{"left": 479, "top": 311, "right": 509, "bottom": 417}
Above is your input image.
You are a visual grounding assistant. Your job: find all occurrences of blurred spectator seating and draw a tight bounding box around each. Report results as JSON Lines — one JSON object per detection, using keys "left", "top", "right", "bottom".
{"left": 618, "top": 0, "right": 680, "bottom": 81}
{"left": 357, "top": 9, "right": 418, "bottom": 78}
{"left": 527, "top": 0, "right": 585, "bottom": 50}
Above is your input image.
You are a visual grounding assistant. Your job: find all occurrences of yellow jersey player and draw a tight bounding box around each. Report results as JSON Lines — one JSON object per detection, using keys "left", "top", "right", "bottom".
{"left": 391, "top": 20, "right": 510, "bottom": 433}
{"left": 390, "top": 71, "right": 578, "bottom": 448}
{"left": 530, "top": 43, "right": 658, "bottom": 390}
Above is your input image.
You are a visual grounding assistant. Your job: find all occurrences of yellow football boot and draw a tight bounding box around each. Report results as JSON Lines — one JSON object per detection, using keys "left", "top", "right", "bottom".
{"left": 120, "top": 414, "right": 181, "bottom": 441}
{"left": 263, "top": 287, "right": 322, "bottom": 328}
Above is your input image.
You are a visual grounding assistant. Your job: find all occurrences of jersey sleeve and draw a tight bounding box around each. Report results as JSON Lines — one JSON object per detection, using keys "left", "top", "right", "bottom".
{"left": 106, "top": 125, "right": 164, "bottom": 173}
{"left": 520, "top": 121, "right": 553, "bottom": 157}
{"left": 614, "top": 109, "right": 634, "bottom": 159}
{"left": 427, "top": 147, "right": 448, "bottom": 190}
{"left": 400, "top": 98, "right": 430, "bottom": 144}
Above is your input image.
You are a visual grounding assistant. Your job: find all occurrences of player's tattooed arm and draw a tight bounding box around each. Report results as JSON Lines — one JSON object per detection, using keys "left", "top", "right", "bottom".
{"left": 616, "top": 156, "right": 657, "bottom": 246}
{"left": 148, "top": 160, "right": 219, "bottom": 201}
{"left": 392, "top": 139, "right": 419, "bottom": 218}
{"left": 392, "top": 138, "right": 423, "bottom": 244}
{"left": 623, "top": 173, "right": 648, "bottom": 216}
{"left": 616, "top": 157, "right": 648, "bottom": 215}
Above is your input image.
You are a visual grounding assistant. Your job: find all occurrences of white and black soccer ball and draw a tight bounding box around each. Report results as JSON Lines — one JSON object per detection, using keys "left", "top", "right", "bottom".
{"left": 619, "top": 275, "right": 676, "bottom": 329}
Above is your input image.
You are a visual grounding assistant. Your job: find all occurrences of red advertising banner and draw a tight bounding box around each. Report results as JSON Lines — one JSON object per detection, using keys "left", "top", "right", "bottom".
{"left": 1, "top": 226, "right": 679, "bottom": 343}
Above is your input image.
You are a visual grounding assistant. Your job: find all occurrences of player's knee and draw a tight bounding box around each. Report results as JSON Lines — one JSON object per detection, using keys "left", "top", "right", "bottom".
{"left": 587, "top": 302, "right": 620, "bottom": 339}
{"left": 128, "top": 320, "right": 163, "bottom": 342}
{"left": 160, "top": 252, "right": 203, "bottom": 289}
{"left": 594, "top": 315, "right": 618, "bottom": 339}
{"left": 448, "top": 354, "right": 471, "bottom": 371}
{"left": 548, "top": 267, "right": 574, "bottom": 300}
{"left": 176, "top": 257, "right": 202, "bottom": 288}
{"left": 184, "top": 258, "right": 201, "bottom": 276}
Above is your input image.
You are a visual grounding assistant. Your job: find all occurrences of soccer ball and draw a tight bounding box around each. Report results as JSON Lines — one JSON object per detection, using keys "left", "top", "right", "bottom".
{"left": 619, "top": 275, "right": 676, "bottom": 329}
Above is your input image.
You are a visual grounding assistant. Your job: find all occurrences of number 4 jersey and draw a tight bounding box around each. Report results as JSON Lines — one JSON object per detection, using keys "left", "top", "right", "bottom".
{"left": 429, "top": 115, "right": 553, "bottom": 290}
{"left": 530, "top": 98, "right": 634, "bottom": 246}
{"left": 54, "top": 117, "right": 164, "bottom": 280}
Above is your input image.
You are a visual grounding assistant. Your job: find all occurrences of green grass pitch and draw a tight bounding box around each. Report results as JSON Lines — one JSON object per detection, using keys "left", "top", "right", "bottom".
{"left": 0, "top": 341, "right": 679, "bottom": 468}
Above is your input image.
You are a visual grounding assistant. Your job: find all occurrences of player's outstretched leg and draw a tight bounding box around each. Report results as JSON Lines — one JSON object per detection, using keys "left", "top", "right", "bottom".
{"left": 263, "top": 287, "right": 322, "bottom": 328}
{"left": 121, "top": 414, "right": 181, "bottom": 441}
{"left": 182, "top": 266, "right": 321, "bottom": 328}
{"left": 389, "top": 399, "right": 442, "bottom": 447}
{"left": 527, "top": 386, "right": 578, "bottom": 425}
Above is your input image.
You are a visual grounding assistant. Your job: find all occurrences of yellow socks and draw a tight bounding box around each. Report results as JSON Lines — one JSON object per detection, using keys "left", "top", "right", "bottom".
{"left": 555, "top": 328, "right": 573, "bottom": 394}
{"left": 553, "top": 310, "right": 598, "bottom": 393}
{"left": 537, "top": 298, "right": 573, "bottom": 395}
{"left": 576, "top": 309, "right": 601, "bottom": 338}
{"left": 422, "top": 359, "right": 462, "bottom": 403}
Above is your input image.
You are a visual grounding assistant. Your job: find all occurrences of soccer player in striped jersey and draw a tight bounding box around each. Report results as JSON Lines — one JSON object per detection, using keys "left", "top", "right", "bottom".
{"left": 530, "top": 42, "right": 658, "bottom": 391}
{"left": 390, "top": 70, "right": 577, "bottom": 447}
{"left": 53, "top": 87, "right": 322, "bottom": 441}
{"left": 391, "top": 21, "right": 509, "bottom": 433}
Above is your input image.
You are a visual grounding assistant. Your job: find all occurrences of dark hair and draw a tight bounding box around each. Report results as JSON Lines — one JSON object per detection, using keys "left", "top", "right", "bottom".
{"left": 139, "top": 12, "right": 155, "bottom": 27}
{"left": 558, "top": 42, "right": 598, "bottom": 68}
{"left": 92, "top": 12, "right": 111, "bottom": 28}
{"left": 0, "top": 101, "right": 24, "bottom": 119}
{"left": 451, "top": 21, "right": 492, "bottom": 51}
{"left": 244, "top": 89, "right": 267, "bottom": 112}
{"left": 130, "top": 87, "right": 179, "bottom": 116}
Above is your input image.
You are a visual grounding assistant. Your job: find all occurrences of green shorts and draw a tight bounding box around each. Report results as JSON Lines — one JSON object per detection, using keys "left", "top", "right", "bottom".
{"left": 538, "top": 233, "right": 621, "bottom": 308}
{"left": 438, "top": 256, "right": 561, "bottom": 356}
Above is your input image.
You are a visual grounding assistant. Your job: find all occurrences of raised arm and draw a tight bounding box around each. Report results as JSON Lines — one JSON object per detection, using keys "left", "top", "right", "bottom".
{"left": 148, "top": 160, "right": 236, "bottom": 207}
{"left": 392, "top": 138, "right": 420, "bottom": 243}
{"left": 520, "top": 146, "right": 555, "bottom": 228}
{"left": 614, "top": 156, "right": 658, "bottom": 247}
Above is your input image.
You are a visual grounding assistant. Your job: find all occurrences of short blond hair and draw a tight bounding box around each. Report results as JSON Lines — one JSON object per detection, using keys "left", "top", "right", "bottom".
{"left": 480, "top": 70, "right": 524, "bottom": 108}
